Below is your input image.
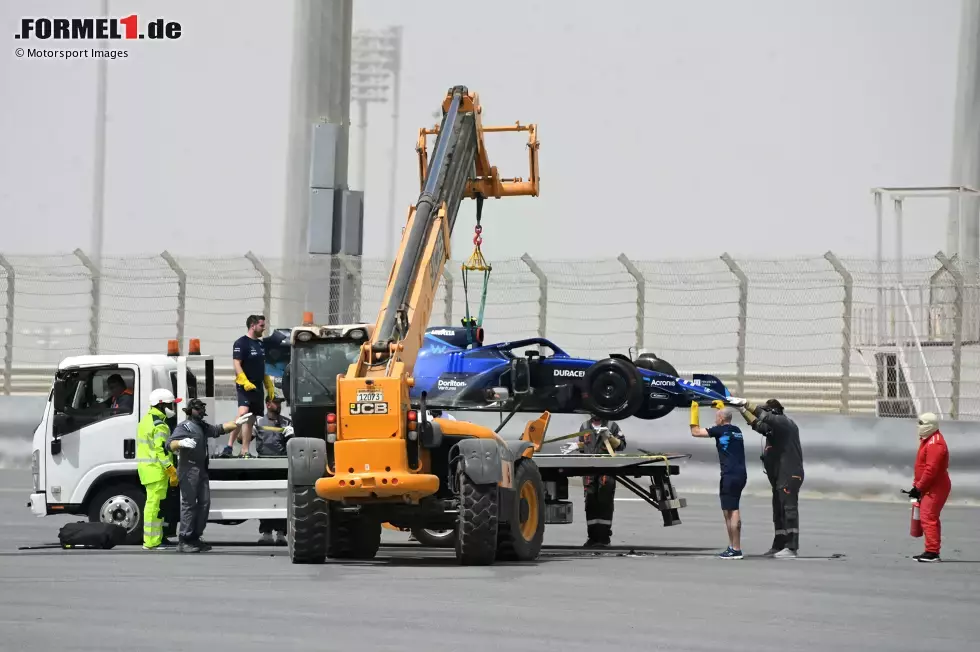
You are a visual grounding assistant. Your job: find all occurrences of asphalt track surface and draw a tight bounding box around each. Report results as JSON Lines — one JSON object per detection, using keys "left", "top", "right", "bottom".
{"left": 1, "top": 469, "right": 978, "bottom": 652}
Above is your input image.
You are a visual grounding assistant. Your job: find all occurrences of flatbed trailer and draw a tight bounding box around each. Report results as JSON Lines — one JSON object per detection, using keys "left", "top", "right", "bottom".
{"left": 200, "top": 451, "right": 689, "bottom": 529}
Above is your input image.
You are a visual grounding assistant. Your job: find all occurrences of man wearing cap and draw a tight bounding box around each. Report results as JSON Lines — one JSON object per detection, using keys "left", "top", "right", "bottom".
{"left": 907, "top": 412, "right": 951, "bottom": 562}
{"left": 167, "top": 399, "right": 251, "bottom": 553}
{"left": 254, "top": 395, "right": 293, "bottom": 545}
{"left": 727, "top": 397, "right": 804, "bottom": 558}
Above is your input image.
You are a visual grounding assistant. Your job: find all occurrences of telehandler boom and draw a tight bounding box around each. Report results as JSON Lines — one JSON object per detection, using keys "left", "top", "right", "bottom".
{"left": 285, "top": 86, "right": 549, "bottom": 566}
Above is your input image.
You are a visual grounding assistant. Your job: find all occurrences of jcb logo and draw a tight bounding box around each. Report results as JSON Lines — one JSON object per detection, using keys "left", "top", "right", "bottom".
{"left": 350, "top": 402, "right": 388, "bottom": 415}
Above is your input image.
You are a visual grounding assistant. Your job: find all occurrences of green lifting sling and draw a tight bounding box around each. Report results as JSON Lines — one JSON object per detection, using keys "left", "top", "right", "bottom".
{"left": 461, "top": 194, "right": 491, "bottom": 345}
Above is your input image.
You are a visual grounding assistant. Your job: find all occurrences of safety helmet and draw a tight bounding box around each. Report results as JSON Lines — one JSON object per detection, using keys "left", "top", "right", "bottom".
{"left": 917, "top": 412, "right": 938, "bottom": 438}
{"left": 148, "top": 388, "right": 180, "bottom": 407}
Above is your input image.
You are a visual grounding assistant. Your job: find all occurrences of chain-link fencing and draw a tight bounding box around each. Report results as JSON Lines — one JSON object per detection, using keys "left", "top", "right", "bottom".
{"left": 1, "top": 250, "right": 977, "bottom": 419}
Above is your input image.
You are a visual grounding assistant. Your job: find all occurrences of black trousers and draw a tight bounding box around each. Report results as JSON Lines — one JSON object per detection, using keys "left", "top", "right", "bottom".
{"left": 584, "top": 475, "right": 616, "bottom": 541}
{"left": 178, "top": 465, "right": 210, "bottom": 542}
{"left": 770, "top": 475, "right": 803, "bottom": 550}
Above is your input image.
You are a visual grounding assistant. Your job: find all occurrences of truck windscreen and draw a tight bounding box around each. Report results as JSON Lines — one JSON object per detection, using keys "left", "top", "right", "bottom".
{"left": 292, "top": 340, "right": 361, "bottom": 404}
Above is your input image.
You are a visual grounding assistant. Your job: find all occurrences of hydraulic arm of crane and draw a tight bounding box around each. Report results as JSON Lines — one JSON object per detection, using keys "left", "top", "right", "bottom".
{"left": 335, "top": 85, "right": 538, "bottom": 449}
{"left": 349, "top": 85, "right": 539, "bottom": 379}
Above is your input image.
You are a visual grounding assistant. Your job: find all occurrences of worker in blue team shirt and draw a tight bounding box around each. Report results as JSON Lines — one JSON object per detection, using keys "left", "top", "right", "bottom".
{"left": 690, "top": 401, "right": 748, "bottom": 559}
{"left": 219, "top": 314, "right": 275, "bottom": 458}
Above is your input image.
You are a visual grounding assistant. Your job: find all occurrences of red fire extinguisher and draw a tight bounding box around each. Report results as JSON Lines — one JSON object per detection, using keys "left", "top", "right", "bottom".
{"left": 910, "top": 498, "right": 923, "bottom": 538}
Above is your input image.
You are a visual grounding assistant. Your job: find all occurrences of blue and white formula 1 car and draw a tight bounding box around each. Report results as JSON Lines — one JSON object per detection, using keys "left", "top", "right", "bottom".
{"left": 410, "top": 326, "right": 731, "bottom": 421}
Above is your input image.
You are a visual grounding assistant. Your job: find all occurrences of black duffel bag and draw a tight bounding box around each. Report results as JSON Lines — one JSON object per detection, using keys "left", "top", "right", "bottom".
{"left": 58, "top": 521, "right": 128, "bottom": 549}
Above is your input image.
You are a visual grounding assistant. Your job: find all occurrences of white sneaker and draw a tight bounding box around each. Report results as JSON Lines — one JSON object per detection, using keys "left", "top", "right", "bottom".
{"left": 275, "top": 532, "right": 287, "bottom": 546}
{"left": 258, "top": 531, "right": 274, "bottom": 545}
{"left": 774, "top": 548, "right": 798, "bottom": 559}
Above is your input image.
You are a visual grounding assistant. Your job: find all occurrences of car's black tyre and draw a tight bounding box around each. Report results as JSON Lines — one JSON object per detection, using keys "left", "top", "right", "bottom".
{"left": 634, "top": 353, "right": 679, "bottom": 420}
{"left": 455, "top": 469, "right": 499, "bottom": 565}
{"left": 288, "top": 484, "right": 328, "bottom": 564}
{"left": 496, "top": 459, "right": 545, "bottom": 562}
{"left": 411, "top": 527, "right": 457, "bottom": 548}
{"left": 582, "top": 357, "right": 645, "bottom": 420}
{"left": 328, "top": 506, "right": 382, "bottom": 560}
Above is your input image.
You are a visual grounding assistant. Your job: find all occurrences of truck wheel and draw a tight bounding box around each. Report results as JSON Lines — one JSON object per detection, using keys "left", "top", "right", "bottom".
{"left": 328, "top": 507, "right": 382, "bottom": 559}
{"left": 454, "top": 469, "right": 499, "bottom": 565}
{"left": 88, "top": 483, "right": 146, "bottom": 546}
{"left": 410, "top": 527, "right": 457, "bottom": 548}
{"left": 634, "top": 353, "right": 678, "bottom": 420}
{"left": 582, "top": 358, "right": 644, "bottom": 420}
{"left": 496, "top": 459, "right": 545, "bottom": 561}
{"left": 287, "top": 484, "right": 328, "bottom": 564}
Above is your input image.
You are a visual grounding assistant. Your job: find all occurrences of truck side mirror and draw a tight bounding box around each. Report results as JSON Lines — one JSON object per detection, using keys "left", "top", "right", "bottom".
{"left": 53, "top": 377, "right": 68, "bottom": 413}
{"left": 510, "top": 358, "right": 531, "bottom": 395}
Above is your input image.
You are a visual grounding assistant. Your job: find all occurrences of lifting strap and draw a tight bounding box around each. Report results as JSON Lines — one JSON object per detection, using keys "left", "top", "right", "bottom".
{"left": 461, "top": 194, "right": 491, "bottom": 344}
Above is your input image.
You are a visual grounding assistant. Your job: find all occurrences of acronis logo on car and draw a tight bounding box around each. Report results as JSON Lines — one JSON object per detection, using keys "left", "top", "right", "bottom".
{"left": 647, "top": 378, "right": 677, "bottom": 387}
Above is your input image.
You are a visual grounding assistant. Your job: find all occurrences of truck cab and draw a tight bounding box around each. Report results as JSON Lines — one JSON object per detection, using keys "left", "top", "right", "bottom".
{"left": 27, "top": 342, "right": 215, "bottom": 544}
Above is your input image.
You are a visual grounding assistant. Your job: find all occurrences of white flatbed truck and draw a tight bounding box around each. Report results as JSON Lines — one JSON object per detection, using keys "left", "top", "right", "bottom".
{"left": 26, "top": 334, "right": 687, "bottom": 546}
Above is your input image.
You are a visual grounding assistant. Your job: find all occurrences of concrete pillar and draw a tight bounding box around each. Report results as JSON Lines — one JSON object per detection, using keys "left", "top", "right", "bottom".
{"left": 279, "top": 0, "right": 356, "bottom": 327}
{"left": 949, "top": 0, "right": 980, "bottom": 339}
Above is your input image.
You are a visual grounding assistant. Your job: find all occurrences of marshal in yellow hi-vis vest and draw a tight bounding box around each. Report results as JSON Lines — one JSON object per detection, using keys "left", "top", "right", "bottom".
{"left": 136, "top": 389, "right": 181, "bottom": 548}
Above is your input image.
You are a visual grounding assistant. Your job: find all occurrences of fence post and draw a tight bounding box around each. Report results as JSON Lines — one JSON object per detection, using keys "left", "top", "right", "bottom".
{"left": 720, "top": 253, "right": 747, "bottom": 395}
{"left": 442, "top": 268, "right": 454, "bottom": 326}
{"left": 160, "top": 251, "right": 186, "bottom": 353}
{"left": 245, "top": 251, "right": 272, "bottom": 323}
{"left": 338, "top": 254, "right": 362, "bottom": 323}
{"left": 617, "top": 253, "right": 645, "bottom": 352}
{"left": 521, "top": 253, "right": 548, "bottom": 338}
{"left": 73, "top": 248, "right": 100, "bottom": 355}
{"left": 0, "top": 254, "right": 14, "bottom": 395}
{"left": 935, "top": 251, "right": 963, "bottom": 420}
{"left": 824, "top": 251, "right": 853, "bottom": 414}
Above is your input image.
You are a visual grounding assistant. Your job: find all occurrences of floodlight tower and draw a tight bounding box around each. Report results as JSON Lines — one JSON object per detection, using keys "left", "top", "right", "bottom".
{"left": 350, "top": 26, "right": 402, "bottom": 261}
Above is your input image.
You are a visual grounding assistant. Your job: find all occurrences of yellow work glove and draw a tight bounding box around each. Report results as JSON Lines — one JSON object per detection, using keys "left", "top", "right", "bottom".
{"left": 690, "top": 401, "right": 699, "bottom": 427}
{"left": 264, "top": 375, "right": 276, "bottom": 400}
{"left": 712, "top": 400, "right": 725, "bottom": 410}
{"left": 236, "top": 372, "right": 256, "bottom": 392}
{"left": 607, "top": 435, "right": 621, "bottom": 449}
{"left": 165, "top": 465, "right": 178, "bottom": 487}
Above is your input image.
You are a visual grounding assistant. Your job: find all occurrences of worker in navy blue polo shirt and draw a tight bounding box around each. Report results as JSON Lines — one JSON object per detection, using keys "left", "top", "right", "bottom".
{"left": 218, "top": 314, "right": 275, "bottom": 458}
{"left": 690, "top": 401, "right": 748, "bottom": 559}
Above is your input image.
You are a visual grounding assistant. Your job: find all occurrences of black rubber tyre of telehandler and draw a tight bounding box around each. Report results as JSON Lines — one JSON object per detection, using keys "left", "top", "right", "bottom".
{"left": 327, "top": 506, "right": 382, "bottom": 560}
{"left": 496, "top": 459, "right": 545, "bottom": 562}
{"left": 287, "top": 484, "right": 328, "bottom": 564}
{"left": 455, "top": 469, "right": 499, "bottom": 566}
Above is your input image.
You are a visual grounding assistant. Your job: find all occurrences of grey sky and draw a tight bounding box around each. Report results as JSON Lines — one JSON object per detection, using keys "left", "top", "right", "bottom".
{"left": 0, "top": 0, "right": 963, "bottom": 261}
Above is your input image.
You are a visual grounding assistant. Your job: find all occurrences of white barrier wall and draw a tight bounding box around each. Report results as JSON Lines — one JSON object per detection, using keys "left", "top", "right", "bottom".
{"left": 3, "top": 396, "right": 978, "bottom": 504}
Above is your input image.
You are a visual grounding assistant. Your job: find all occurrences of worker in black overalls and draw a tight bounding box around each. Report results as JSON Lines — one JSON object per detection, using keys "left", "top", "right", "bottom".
{"left": 729, "top": 397, "right": 805, "bottom": 558}
{"left": 577, "top": 414, "right": 626, "bottom": 547}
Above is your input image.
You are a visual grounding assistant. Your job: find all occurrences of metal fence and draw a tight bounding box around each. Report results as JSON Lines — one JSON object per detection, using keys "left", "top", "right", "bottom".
{"left": 1, "top": 249, "right": 978, "bottom": 419}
